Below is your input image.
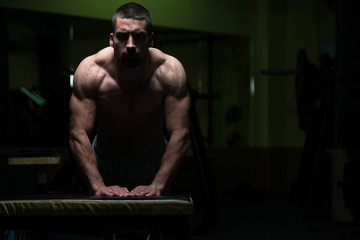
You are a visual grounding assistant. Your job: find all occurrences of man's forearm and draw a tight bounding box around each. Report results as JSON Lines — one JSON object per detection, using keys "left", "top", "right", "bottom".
{"left": 151, "top": 130, "right": 190, "bottom": 191}
{"left": 69, "top": 133, "right": 105, "bottom": 192}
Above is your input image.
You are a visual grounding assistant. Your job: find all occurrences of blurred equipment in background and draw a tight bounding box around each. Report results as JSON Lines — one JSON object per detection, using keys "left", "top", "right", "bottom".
{"left": 262, "top": 49, "right": 334, "bottom": 219}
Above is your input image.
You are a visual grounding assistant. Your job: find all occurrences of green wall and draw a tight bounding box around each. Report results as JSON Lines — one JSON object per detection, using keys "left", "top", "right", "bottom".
{"left": 0, "top": 0, "right": 256, "bottom": 36}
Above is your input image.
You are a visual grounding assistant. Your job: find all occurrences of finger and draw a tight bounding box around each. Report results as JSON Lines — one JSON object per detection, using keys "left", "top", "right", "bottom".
{"left": 113, "top": 189, "right": 129, "bottom": 197}
{"left": 129, "top": 191, "right": 140, "bottom": 197}
{"left": 139, "top": 190, "right": 152, "bottom": 197}
{"left": 115, "top": 188, "right": 130, "bottom": 195}
{"left": 105, "top": 189, "right": 117, "bottom": 196}
{"left": 145, "top": 190, "right": 157, "bottom": 197}
{"left": 118, "top": 193, "right": 128, "bottom": 197}
{"left": 107, "top": 186, "right": 128, "bottom": 196}
{"left": 130, "top": 187, "right": 141, "bottom": 194}
{"left": 128, "top": 192, "right": 138, "bottom": 197}
{"left": 103, "top": 191, "right": 115, "bottom": 196}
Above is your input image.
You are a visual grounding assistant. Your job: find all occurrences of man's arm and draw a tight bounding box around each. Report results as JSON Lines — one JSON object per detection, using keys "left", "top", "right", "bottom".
{"left": 131, "top": 57, "right": 191, "bottom": 196}
{"left": 69, "top": 59, "right": 132, "bottom": 197}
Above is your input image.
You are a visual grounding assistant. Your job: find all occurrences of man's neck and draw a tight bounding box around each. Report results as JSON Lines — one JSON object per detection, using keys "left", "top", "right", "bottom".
{"left": 115, "top": 55, "right": 151, "bottom": 91}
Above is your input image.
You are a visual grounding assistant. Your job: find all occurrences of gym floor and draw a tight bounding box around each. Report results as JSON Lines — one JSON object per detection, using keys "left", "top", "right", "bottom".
{"left": 190, "top": 198, "right": 360, "bottom": 240}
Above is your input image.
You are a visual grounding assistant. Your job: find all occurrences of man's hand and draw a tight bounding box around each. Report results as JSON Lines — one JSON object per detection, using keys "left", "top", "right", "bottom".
{"left": 130, "top": 185, "right": 163, "bottom": 197}
{"left": 95, "top": 185, "right": 134, "bottom": 197}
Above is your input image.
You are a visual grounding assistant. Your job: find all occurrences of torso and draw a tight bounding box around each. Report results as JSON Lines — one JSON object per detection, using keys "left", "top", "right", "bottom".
{"left": 90, "top": 47, "right": 168, "bottom": 155}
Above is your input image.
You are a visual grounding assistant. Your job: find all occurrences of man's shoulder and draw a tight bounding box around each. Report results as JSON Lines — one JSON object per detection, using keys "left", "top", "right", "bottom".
{"left": 150, "top": 48, "right": 183, "bottom": 71}
{"left": 151, "top": 48, "right": 186, "bottom": 91}
{"left": 78, "top": 47, "right": 113, "bottom": 76}
{"left": 73, "top": 48, "right": 113, "bottom": 97}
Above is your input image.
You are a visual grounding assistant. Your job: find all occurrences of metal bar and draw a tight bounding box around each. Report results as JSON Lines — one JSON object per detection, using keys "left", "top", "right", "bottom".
{"left": 261, "top": 69, "right": 302, "bottom": 75}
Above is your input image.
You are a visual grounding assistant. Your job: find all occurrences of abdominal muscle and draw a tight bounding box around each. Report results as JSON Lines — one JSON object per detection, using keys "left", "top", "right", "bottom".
{"left": 95, "top": 109, "right": 165, "bottom": 156}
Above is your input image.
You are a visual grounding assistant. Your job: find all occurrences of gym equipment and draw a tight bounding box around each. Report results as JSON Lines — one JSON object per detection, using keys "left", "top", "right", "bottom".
{"left": 0, "top": 195, "right": 193, "bottom": 240}
{"left": 4, "top": 149, "right": 61, "bottom": 194}
{"left": 262, "top": 49, "right": 334, "bottom": 219}
{"left": 188, "top": 85, "right": 218, "bottom": 234}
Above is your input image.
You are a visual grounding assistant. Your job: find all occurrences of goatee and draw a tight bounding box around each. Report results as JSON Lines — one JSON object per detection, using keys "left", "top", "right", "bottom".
{"left": 122, "top": 58, "right": 141, "bottom": 68}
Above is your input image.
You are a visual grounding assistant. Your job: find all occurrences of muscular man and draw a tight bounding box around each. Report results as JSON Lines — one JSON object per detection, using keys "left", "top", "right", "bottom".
{"left": 69, "top": 2, "right": 190, "bottom": 197}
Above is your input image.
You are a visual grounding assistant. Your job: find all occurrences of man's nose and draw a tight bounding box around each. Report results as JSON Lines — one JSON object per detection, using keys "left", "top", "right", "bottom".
{"left": 126, "top": 35, "right": 136, "bottom": 49}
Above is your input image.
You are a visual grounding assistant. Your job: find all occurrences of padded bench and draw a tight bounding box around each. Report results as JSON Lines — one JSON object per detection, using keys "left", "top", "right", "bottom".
{"left": 0, "top": 195, "right": 193, "bottom": 239}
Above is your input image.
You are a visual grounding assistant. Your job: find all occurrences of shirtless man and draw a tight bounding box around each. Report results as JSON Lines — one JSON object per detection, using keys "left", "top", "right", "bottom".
{"left": 69, "top": 2, "right": 190, "bottom": 197}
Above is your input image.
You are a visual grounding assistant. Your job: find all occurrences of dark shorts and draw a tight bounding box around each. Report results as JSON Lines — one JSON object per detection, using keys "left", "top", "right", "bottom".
{"left": 92, "top": 136, "right": 167, "bottom": 190}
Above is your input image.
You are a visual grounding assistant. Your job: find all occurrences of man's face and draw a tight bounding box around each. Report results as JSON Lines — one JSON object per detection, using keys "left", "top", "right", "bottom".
{"left": 110, "top": 18, "right": 153, "bottom": 68}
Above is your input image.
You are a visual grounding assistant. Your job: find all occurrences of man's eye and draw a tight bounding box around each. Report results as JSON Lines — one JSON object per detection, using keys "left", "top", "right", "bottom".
{"left": 132, "top": 32, "right": 147, "bottom": 41}
{"left": 116, "top": 32, "right": 129, "bottom": 42}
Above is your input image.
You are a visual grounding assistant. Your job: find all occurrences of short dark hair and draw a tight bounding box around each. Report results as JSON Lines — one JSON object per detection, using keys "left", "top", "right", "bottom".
{"left": 111, "top": 2, "right": 152, "bottom": 35}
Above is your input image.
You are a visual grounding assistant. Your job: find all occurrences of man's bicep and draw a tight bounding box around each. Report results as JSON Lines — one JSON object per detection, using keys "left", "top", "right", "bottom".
{"left": 69, "top": 63, "right": 98, "bottom": 137}
{"left": 164, "top": 59, "right": 190, "bottom": 131}
{"left": 164, "top": 92, "right": 191, "bottom": 135}
{"left": 69, "top": 93, "right": 97, "bottom": 137}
